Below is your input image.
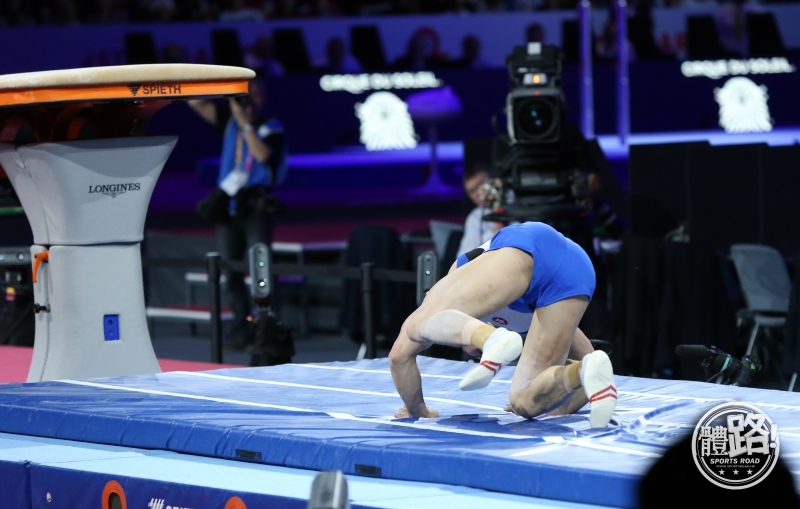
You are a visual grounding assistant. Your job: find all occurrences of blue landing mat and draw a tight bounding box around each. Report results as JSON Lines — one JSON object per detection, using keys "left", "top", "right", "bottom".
{"left": 0, "top": 358, "right": 798, "bottom": 508}
{"left": 0, "top": 433, "right": 603, "bottom": 509}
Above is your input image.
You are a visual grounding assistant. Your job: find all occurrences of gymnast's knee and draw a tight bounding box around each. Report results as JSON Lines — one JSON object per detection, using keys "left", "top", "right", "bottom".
{"left": 403, "top": 312, "right": 430, "bottom": 345}
{"left": 508, "top": 393, "right": 544, "bottom": 420}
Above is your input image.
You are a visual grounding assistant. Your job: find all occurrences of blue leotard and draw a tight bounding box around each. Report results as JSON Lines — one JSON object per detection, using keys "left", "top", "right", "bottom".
{"left": 455, "top": 222, "right": 595, "bottom": 333}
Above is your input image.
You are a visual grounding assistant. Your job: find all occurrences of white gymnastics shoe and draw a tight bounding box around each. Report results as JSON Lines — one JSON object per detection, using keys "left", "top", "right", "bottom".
{"left": 580, "top": 350, "right": 617, "bottom": 428}
{"left": 459, "top": 328, "right": 522, "bottom": 391}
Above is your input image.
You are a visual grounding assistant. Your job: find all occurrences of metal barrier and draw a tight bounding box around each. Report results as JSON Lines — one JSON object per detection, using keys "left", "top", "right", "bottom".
{"left": 143, "top": 249, "right": 437, "bottom": 363}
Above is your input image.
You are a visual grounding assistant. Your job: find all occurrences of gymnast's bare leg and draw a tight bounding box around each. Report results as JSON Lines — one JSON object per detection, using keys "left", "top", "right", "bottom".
{"left": 504, "top": 304, "right": 615, "bottom": 428}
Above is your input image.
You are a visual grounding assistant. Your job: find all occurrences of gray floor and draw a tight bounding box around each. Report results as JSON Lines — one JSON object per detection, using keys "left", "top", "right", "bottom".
{"left": 149, "top": 321, "right": 392, "bottom": 366}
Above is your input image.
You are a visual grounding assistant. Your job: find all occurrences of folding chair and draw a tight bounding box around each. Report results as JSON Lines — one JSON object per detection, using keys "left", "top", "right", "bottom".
{"left": 730, "top": 244, "right": 792, "bottom": 385}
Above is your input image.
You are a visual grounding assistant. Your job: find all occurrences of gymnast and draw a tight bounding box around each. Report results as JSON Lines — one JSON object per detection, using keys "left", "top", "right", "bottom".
{"left": 389, "top": 221, "right": 617, "bottom": 428}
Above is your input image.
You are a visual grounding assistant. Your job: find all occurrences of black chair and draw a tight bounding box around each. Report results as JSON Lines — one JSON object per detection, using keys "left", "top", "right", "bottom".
{"left": 440, "top": 229, "right": 464, "bottom": 276}
{"left": 783, "top": 250, "right": 800, "bottom": 390}
{"left": 747, "top": 13, "right": 786, "bottom": 56}
{"left": 273, "top": 28, "right": 312, "bottom": 73}
{"left": 686, "top": 16, "right": 727, "bottom": 60}
{"left": 350, "top": 25, "right": 388, "bottom": 71}
{"left": 339, "top": 226, "right": 414, "bottom": 356}
{"left": 125, "top": 32, "right": 158, "bottom": 65}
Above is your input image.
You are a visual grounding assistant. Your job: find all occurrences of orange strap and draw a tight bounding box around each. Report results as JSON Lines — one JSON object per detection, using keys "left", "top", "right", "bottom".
{"left": 0, "top": 80, "right": 248, "bottom": 108}
{"left": 32, "top": 251, "right": 49, "bottom": 284}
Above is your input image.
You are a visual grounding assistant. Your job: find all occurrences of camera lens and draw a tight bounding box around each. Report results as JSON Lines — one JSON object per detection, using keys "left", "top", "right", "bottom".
{"left": 516, "top": 98, "right": 555, "bottom": 137}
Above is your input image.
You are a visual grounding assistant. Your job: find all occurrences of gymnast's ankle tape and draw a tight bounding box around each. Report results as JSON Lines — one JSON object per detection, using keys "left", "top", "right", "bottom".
{"left": 563, "top": 361, "right": 582, "bottom": 391}
{"left": 469, "top": 324, "right": 496, "bottom": 349}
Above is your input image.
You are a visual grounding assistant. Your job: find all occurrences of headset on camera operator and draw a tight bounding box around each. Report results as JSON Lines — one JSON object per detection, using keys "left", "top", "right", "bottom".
{"left": 189, "top": 78, "right": 288, "bottom": 350}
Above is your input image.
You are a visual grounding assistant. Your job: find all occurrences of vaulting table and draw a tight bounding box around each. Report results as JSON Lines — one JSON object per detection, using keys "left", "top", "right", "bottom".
{"left": 0, "top": 64, "right": 254, "bottom": 381}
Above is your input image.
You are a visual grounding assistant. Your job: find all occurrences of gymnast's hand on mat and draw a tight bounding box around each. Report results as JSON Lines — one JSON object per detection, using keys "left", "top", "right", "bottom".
{"left": 394, "top": 406, "right": 439, "bottom": 419}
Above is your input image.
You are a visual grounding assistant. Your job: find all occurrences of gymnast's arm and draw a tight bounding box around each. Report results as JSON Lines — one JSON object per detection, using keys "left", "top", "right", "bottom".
{"left": 389, "top": 330, "right": 439, "bottom": 418}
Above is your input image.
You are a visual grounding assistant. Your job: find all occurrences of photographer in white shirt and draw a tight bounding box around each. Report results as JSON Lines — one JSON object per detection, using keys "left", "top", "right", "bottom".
{"left": 458, "top": 164, "right": 503, "bottom": 255}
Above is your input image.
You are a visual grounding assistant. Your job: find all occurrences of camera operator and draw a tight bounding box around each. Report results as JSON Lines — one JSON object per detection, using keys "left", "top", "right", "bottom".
{"left": 189, "top": 78, "right": 287, "bottom": 350}
{"left": 458, "top": 163, "right": 503, "bottom": 255}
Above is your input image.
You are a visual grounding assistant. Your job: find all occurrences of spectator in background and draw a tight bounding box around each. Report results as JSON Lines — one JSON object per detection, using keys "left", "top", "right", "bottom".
{"left": 451, "top": 0, "right": 479, "bottom": 14}
{"left": 1, "top": 0, "right": 35, "bottom": 25}
{"left": 394, "top": 27, "right": 448, "bottom": 71}
{"left": 484, "top": 0, "right": 507, "bottom": 11}
{"left": 172, "top": 0, "right": 216, "bottom": 21}
{"left": 595, "top": 13, "right": 636, "bottom": 60}
{"left": 162, "top": 42, "right": 190, "bottom": 63}
{"left": 628, "top": 0, "right": 664, "bottom": 60}
{"left": 189, "top": 79, "right": 288, "bottom": 350}
{"left": 392, "top": 0, "right": 418, "bottom": 15}
{"left": 131, "top": 0, "right": 176, "bottom": 22}
{"left": 716, "top": 0, "right": 759, "bottom": 57}
{"left": 451, "top": 35, "right": 490, "bottom": 69}
{"left": 458, "top": 164, "right": 503, "bottom": 255}
{"left": 244, "top": 33, "right": 285, "bottom": 77}
{"left": 316, "top": 0, "right": 343, "bottom": 16}
{"left": 418, "top": 0, "right": 453, "bottom": 13}
{"left": 220, "top": 0, "right": 264, "bottom": 21}
{"left": 37, "top": 0, "right": 79, "bottom": 25}
{"left": 538, "top": 0, "right": 576, "bottom": 10}
{"left": 512, "top": 0, "right": 540, "bottom": 11}
{"left": 77, "top": 0, "right": 119, "bottom": 23}
{"left": 526, "top": 22, "right": 546, "bottom": 43}
{"left": 316, "top": 37, "right": 364, "bottom": 73}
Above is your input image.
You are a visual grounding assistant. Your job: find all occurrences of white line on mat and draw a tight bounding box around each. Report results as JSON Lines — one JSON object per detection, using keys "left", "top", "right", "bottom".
{"left": 172, "top": 371, "right": 505, "bottom": 412}
{"left": 57, "top": 379, "right": 661, "bottom": 457}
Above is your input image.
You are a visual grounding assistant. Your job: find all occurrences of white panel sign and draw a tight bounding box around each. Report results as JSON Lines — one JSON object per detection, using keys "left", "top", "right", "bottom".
{"left": 320, "top": 72, "right": 442, "bottom": 94}
{"left": 715, "top": 77, "right": 772, "bottom": 133}
{"left": 355, "top": 92, "right": 418, "bottom": 151}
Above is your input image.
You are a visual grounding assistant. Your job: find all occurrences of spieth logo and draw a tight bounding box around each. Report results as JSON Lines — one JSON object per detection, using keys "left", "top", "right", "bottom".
{"left": 691, "top": 402, "right": 779, "bottom": 489}
{"left": 88, "top": 183, "right": 141, "bottom": 198}
{"left": 148, "top": 498, "right": 193, "bottom": 509}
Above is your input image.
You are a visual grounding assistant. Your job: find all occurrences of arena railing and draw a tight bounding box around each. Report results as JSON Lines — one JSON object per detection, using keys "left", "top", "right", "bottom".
{"left": 142, "top": 249, "right": 438, "bottom": 363}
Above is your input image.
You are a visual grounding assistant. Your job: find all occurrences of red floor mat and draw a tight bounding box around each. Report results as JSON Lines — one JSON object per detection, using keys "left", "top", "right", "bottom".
{"left": 0, "top": 345, "right": 241, "bottom": 384}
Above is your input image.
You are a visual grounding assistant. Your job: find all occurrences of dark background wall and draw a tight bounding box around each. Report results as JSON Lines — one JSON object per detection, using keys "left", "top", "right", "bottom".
{"left": 629, "top": 142, "right": 800, "bottom": 255}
